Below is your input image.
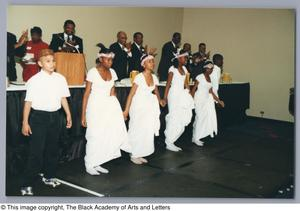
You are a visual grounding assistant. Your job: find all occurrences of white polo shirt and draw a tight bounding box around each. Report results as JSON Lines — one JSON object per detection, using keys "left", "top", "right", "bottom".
{"left": 25, "top": 70, "right": 70, "bottom": 112}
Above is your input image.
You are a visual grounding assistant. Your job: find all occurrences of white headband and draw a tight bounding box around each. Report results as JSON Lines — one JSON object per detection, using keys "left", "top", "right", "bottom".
{"left": 203, "top": 63, "right": 214, "bottom": 69}
{"left": 171, "top": 52, "right": 189, "bottom": 62}
{"left": 97, "top": 52, "right": 115, "bottom": 59}
{"left": 141, "top": 55, "right": 154, "bottom": 66}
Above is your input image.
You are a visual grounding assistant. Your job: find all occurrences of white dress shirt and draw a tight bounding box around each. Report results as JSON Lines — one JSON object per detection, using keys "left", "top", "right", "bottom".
{"left": 64, "top": 33, "right": 73, "bottom": 41}
{"left": 25, "top": 70, "right": 70, "bottom": 112}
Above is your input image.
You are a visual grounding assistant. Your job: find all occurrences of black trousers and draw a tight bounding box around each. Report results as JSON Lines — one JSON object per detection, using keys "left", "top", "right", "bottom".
{"left": 22, "top": 109, "right": 60, "bottom": 187}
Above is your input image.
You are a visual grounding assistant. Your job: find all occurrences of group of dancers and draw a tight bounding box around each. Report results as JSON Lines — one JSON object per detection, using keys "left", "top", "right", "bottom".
{"left": 81, "top": 44, "right": 225, "bottom": 175}
{"left": 20, "top": 43, "right": 224, "bottom": 195}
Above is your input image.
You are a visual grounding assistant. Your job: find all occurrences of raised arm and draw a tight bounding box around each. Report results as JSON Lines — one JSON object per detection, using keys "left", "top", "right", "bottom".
{"left": 123, "top": 83, "right": 138, "bottom": 120}
{"left": 81, "top": 81, "right": 92, "bottom": 127}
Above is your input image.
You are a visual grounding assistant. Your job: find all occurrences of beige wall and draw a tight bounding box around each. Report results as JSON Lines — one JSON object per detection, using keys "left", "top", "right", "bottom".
{"left": 8, "top": 7, "right": 295, "bottom": 122}
{"left": 182, "top": 8, "right": 295, "bottom": 122}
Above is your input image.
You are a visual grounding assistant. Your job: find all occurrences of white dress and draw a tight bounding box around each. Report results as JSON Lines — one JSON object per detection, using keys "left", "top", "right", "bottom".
{"left": 164, "top": 66, "right": 194, "bottom": 144}
{"left": 193, "top": 74, "right": 218, "bottom": 141}
{"left": 128, "top": 73, "right": 161, "bottom": 158}
{"left": 84, "top": 67, "right": 131, "bottom": 169}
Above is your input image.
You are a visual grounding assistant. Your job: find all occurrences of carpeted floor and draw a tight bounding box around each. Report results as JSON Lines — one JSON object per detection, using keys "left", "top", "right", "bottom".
{"left": 6, "top": 117, "right": 294, "bottom": 198}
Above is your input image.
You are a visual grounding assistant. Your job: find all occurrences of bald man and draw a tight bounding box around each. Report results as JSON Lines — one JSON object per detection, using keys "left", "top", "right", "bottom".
{"left": 109, "top": 31, "right": 132, "bottom": 80}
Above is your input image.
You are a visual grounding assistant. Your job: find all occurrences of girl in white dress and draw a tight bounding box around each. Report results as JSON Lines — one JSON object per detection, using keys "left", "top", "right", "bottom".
{"left": 81, "top": 43, "right": 131, "bottom": 175}
{"left": 191, "top": 61, "right": 225, "bottom": 146}
{"left": 162, "top": 50, "right": 195, "bottom": 152}
{"left": 123, "top": 54, "right": 165, "bottom": 165}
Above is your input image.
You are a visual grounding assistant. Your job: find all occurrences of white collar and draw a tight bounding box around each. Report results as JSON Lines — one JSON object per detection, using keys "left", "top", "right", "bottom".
{"left": 134, "top": 42, "right": 141, "bottom": 49}
{"left": 171, "top": 41, "right": 176, "bottom": 48}
{"left": 118, "top": 42, "right": 124, "bottom": 49}
{"left": 64, "top": 33, "right": 73, "bottom": 39}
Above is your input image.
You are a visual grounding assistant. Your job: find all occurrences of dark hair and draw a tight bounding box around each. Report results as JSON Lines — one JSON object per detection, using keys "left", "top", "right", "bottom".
{"left": 183, "top": 43, "right": 191, "bottom": 47}
{"left": 30, "top": 26, "right": 42, "bottom": 36}
{"left": 172, "top": 49, "right": 186, "bottom": 68}
{"left": 172, "top": 32, "right": 181, "bottom": 38}
{"left": 140, "top": 54, "right": 148, "bottom": 62}
{"left": 213, "top": 54, "right": 223, "bottom": 63}
{"left": 133, "top": 32, "right": 143, "bottom": 39}
{"left": 139, "top": 54, "right": 148, "bottom": 70}
{"left": 199, "top": 43, "right": 206, "bottom": 47}
{"left": 96, "top": 43, "right": 113, "bottom": 54}
{"left": 64, "top": 19, "right": 76, "bottom": 27}
{"left": 95, "top": 43, "right": 114, "bottom": 64}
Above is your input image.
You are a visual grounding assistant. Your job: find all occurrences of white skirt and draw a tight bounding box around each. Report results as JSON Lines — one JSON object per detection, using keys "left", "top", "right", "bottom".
{"left": 128, "top": 92, "right": 160, "bottom": 158}
{"left": 84, "top": 94, "right": 131, "bottom": 169}
{"left": 164, "top": 88, "right": 194, "bottom": 144}
{"left": 193, "top": 93, "right": 217, "bottom": 141}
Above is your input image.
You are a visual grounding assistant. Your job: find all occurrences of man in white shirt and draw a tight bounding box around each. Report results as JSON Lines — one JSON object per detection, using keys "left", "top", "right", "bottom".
{"left": 211, "top": 54, "right": 224, "bottom": 96}
{"left": 20, "top": 49, "right": 72, "bottom": 196}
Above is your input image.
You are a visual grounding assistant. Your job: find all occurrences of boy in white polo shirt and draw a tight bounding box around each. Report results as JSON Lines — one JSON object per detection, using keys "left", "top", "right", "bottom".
{"left": 20, "top": 49, "right": 72, "bottom": 196}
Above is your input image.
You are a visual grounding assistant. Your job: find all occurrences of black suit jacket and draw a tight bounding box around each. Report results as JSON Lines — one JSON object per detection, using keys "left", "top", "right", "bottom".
{"left": 128, "top": 43, "right": 145, "bottom": 73}
{"left": 110, "top": 42, "right": 130, "bottom": 80}
{"left": 49, "top": 33, "right": 83, "bottom": 53}
{"left": 157, "top": 41, "right": 178, "bottom": 81}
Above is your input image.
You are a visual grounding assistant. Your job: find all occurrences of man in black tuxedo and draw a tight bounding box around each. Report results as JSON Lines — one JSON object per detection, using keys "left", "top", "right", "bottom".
{"left": 110, "top": 31, "right": 132, "bottom": 80}
{"left": 190, "top": 43, "right": 210, "bottom": 80}
{"left": 49, "top": 20, "right": 83, "bottom": 53}
{"left": 157, "top": 32, "right": 181, "bottom": 81}
{"left": 128, "top": 32, "right": 145, "bottom": 73}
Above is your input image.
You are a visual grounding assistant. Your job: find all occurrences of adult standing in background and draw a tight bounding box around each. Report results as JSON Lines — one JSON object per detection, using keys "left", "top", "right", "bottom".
{"left": 21, "top": 26, "right": 49, "bottom": 82}
{"left": 193, "top": 43, "right": 210, "bottom": 62}
{"left": 211, "top": 54, "right": 224, "bottom": 96}
{"left": 49, "top": 19, "right": 83, "bottom": 53}
{"left": 110, "top": 31, "right": 132, "bottom": 80}
{"left": 182, "top": 43, "right": 192, "bottom": 72}
{"left": 157, "top": 32, "right": 181, "bottom": 81}
{"left": 128, "top": 32, "right": 145, "bottom": 73}
{"left": 7, "top": 31, "right": 27, "bottom": 81}
{"left": 190, "top": 43, "right": 210, "bottom": 81}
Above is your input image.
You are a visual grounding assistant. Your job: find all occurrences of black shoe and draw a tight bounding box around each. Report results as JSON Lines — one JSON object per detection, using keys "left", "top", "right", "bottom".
{"left": 20, "top": 186, "right": 33, "bottom": 196}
